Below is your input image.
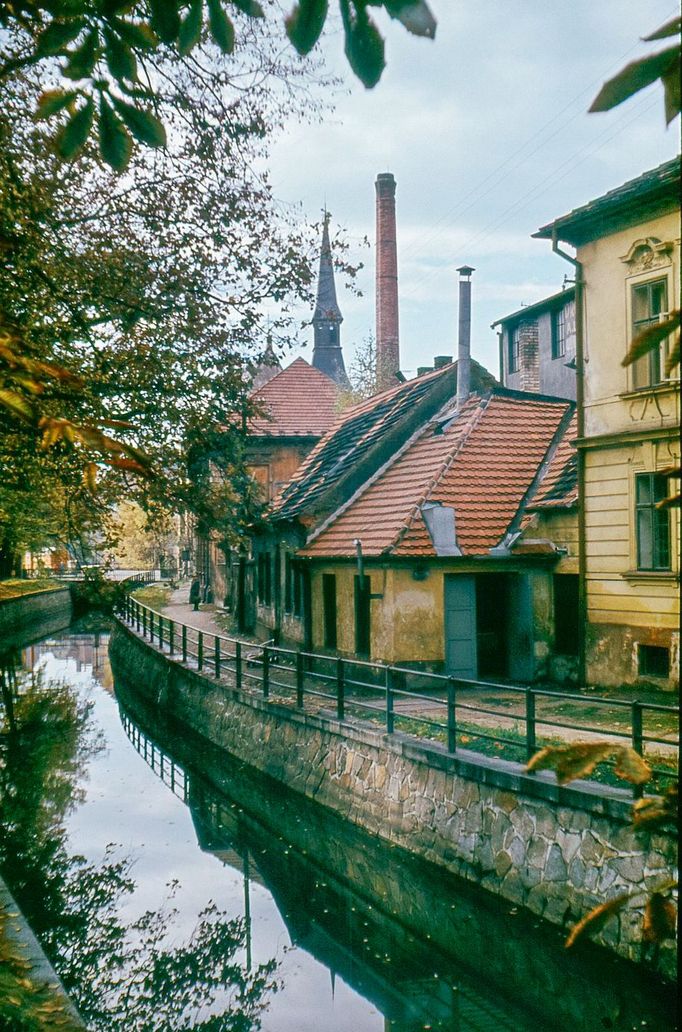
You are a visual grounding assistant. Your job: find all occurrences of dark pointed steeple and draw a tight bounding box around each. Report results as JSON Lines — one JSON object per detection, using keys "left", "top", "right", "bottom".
{"left": 312, "top": 213, "right": 349, "bottom": 388}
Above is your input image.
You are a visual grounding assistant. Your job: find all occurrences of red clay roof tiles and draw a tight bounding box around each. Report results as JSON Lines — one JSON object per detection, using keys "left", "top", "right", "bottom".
{"left": 301, "top": 391, "right": 574, "bottom": 558}
{"left": 248, "top": 358, "right": 339, "bottom": 438}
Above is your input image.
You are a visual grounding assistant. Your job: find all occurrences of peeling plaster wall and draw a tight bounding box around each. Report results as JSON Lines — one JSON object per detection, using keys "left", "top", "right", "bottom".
{"left": 111, "top": 622, "right": 677, "bottom": 977}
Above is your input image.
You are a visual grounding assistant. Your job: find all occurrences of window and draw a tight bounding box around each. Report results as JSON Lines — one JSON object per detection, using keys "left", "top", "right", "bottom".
{"left": 638, "top": 644, "right": 670, "bottom": 678}
{"left": 508, "top": 326, "right": 520, "bottom": 373}
{"left": 551, "top": 305, "right": 567, "bottom": 359}
{"left": 354, "top": 575, "right": 371, "bottom": 657}
{"left": 635, "top": 473, "right": 670, "bottom": 570}
{"left": 631, "top": 278, "right": 668, "bottom": 389}
{"left": 322, "top": 574, "right": 337, "bottom": 649}
{"left": 257, "top": 553, "right": 272, "bottom": 606}
{"left": 553, "top": 575, "right": 579, "bottom": 655}
{"left": 284, "top": 554, "right": 293, "bottom": 613}
{"left": 328, "top": 324, "right": 337, "bottom": 344}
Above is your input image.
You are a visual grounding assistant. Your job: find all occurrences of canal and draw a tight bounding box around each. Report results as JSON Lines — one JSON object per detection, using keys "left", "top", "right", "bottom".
{"left": 0, "top": 622, "right": 677, "bottom": 1031}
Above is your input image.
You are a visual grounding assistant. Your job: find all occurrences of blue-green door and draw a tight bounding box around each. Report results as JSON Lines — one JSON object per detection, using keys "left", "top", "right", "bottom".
{"left": 444, "top": 574, "right": 477, "bottom": 679}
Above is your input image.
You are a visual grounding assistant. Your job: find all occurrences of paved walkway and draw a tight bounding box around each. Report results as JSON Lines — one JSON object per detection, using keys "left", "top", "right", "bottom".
{"left": 136, "top": 581, "right": 677, "bottom": 758}
{"left": 156, "top": 581, "right": 261, "bottom": 644}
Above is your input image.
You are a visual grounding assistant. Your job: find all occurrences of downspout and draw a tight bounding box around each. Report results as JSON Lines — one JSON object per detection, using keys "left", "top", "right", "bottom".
{"left": 552, "top": 227, "right": 587, "bottom": 686}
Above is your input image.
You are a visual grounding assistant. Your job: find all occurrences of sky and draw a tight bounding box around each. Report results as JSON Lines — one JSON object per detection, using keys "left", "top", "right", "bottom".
{"left": 265, "top": 0, "right": 680, "bottom": 381}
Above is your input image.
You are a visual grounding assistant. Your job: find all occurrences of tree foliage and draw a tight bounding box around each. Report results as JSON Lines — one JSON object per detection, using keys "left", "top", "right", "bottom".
{"left": 1, "top": 0, "right": 436, "bottom": 169}
{"left": 0, "top": 27, "right": 336, "bottom": 566}
{"left": 590, "top": 16, "right": 681, "bottom": 125}
{"left": 0, "top": 659, "right": 277, "bottom": 1030}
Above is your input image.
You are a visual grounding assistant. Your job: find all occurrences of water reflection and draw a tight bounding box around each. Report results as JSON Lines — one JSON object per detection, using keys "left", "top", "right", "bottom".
{"left": 1, "top": 627, "right": 677, "bottom": 1032}
{"left": 0, "top": 636, "right": 277, "bottom": 1031}
{"left": 114, "top": 668, "right": 677, "bottom": 1032}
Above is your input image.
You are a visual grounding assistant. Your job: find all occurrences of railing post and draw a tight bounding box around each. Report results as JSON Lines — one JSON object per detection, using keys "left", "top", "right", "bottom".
{"left": 262, "top": 646, "right": 270, "bottom": 699}
{"left": 296, "top": 649, "right": 304, "bottom": 708}
{"left": 158, "top": 615, "right": 163, "bottom": 650}
{"left": 142, "top": 606, "right": 147, "bottom": 637}
{"left": 214, "top": 636, "right": 221, "bottom": 679}
{"left": 447, "top": 677, "right": 457, "bottom": 753}
{"left": 168, "top": 619, "right": 174, "bottom": 655}
{"left": 525, "top": 688, "right": 536, "bottom": 762}
{"left": 182, "top": 624, "right": 187, "bottom": 663}
{"left": 236, "top": 641, "right": 242, "bottom": 692}
{"left": 336, "top": 657, "right": 345, "bottom": 721}
{"left": 631, "top": 700, "right": 644, "bottom": 799}
{"left": 135, "top": 600, "right": 140, "bottom": 632}
{"left": 385, "top": 665, "right": 394, "bottom": 735}
{"left": 197, "top": 631, "right": 203, "bottom": 671}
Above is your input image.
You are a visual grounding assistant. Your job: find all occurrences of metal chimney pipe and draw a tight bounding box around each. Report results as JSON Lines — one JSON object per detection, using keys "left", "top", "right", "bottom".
{"left": 375, "top": 172, "right": 400, "bottom": 383}
{"left": 456, "top": 265, "right": 474, "bottom": 407}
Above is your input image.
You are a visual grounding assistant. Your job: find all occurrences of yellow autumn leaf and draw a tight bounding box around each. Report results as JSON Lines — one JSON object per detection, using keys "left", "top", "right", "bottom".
{"left": 614, "top": 747, "right": 652, "bottom": 785}
{"left": 565, "top": 892, "right": 631, "bottom": 949}
{"left": 643, "top": 892, "right": 677, "bottom": 943}
{"left": 527, "top": 742, "right": 616, "bottom": 784}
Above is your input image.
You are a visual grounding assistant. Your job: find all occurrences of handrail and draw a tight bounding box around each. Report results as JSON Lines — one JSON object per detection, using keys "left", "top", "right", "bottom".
{"left": 118, "top": 593, "right": 679, "bottom": 798}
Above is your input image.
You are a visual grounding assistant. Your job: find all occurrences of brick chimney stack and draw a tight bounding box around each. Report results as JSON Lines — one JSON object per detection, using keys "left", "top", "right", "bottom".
{"left": 375, "top": 172, "right": 400, "bottom": 383}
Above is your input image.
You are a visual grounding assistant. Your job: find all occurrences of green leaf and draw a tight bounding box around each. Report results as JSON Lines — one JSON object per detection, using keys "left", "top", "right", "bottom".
{"left": 662, "top": 57, "right": 681, "bottom": 124}
{"left": 112, "top": 18, "right": 157, "bottom": 49}
{"left": 63, "top": 27, "right": 100, "bottom": 80}
{"left": 55, "top": 97, "right": 94, "bottom": 159}
{"left": 36, "top": 18, "right": 85, "bottom": 55}
{"left": 643, "top": 17, "right": 681, "bottom": 42}
{"left": 285, "top": 0, "right": 328, "bottom": 56}
{"left": 344, "top": 9, "right": 385, "bottom": 88}
{"left": 589, "top": 46, "right": 680, "bottom": 113}
{"left": 98, "top": 97, "right": 133, "bottom": 171}
{"left": 384, "top": 0, "right": 436, "bottom": 39}
{"left": 207, "top": 0, "right": 235, "bottom": 53}
{"left": 150, "top": 0, "right": 181, "bottom": 43}
{"left": 36, "top": 90, "right": 78, "bottom": 120}
{"left": 104, "top": 27, "right": 138, "bottom": 81}
{"left": 178, "top": 0, "right": 203, "bottom": 56}
{"left": 111, "top": 97, "right": 167, "bottom": 147}
{"left": 231, "top": 0, "right": 264, "bottom": 16}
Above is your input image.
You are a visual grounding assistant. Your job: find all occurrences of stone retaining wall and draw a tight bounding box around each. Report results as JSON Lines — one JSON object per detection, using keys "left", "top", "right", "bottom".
{"left": 110, "top": 620, "right": 678, "bottom": 976}
{"left": 0, "top": 587, "right": 73, "bottom": 646}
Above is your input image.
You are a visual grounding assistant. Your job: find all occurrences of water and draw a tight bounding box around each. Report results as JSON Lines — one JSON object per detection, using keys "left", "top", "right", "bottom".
{"left": 0, "top": 624, "right": 676, "bottom": 1031}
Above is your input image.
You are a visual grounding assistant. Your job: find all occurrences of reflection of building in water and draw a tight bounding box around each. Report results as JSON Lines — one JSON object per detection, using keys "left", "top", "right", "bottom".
{"left": 119, "top": 708, "right": 527, "bottom": 1032}
{"left": 24, "top": 633, "right": 114, "bottom": 691}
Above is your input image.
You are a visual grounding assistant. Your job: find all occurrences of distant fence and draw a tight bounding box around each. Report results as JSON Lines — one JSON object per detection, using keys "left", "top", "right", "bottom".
{"left": 118, "top": 593, "right": 679, "bottom": 797}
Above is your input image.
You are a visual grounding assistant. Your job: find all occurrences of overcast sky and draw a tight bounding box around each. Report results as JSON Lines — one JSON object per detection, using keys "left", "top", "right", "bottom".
{"left": 266, "top": 0, "right": 680, "bottom": 381}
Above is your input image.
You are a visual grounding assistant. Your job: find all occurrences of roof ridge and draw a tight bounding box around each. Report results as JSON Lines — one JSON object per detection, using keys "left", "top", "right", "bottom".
{"left": 390, "top": 393, "right": 490, "bottom": 553}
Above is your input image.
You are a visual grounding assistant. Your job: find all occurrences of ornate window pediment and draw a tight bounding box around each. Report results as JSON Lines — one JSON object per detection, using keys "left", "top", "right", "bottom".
{"left": 620, "top": 237, "right": 674, "bottom": 271}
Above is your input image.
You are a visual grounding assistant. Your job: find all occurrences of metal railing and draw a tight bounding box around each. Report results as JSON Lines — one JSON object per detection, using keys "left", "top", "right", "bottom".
{"left": 118, "top": 594, "right": 679, "bottom": 797}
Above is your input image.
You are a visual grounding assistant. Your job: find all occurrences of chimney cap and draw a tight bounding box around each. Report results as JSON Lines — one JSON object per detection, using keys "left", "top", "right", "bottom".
{"left": 456, "top": 265, "right": 475, "bottom": 277}
{"left": 376, "top": 171, "right": 395, "bottom": 182}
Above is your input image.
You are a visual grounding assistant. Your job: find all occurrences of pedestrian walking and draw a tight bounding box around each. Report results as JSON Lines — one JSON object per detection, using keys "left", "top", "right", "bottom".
{"left": 189, "top": 575, "right": 201, "bottom": 611}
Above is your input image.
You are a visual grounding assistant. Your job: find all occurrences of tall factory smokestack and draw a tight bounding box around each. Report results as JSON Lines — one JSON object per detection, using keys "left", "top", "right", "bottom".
{"left": 456, "top": 265, "right": 474, "bottom": 408}
{"left": 375, "top": 172, "right": 400, "bottom": 384}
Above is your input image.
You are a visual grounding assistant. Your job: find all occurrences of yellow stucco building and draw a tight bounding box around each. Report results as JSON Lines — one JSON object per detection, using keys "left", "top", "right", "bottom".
{"left": 537, "top": 158, "right": 680, "bottom": 689}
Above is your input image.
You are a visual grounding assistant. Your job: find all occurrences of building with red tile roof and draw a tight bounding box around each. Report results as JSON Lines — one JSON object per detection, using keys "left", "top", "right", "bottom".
{"left": 300, "top": 391, "right": 573, "bottom": 560}
{"left": 248, "top": 358, "right": 340, "bottom": 439}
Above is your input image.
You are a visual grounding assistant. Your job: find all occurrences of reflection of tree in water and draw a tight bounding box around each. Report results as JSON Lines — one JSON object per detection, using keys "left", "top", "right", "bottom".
{"left": 0, "top": 657, "right": 277, "bottom": 1030}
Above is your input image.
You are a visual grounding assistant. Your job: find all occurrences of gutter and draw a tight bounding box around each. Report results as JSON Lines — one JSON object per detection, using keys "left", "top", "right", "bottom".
{"left": 551, "top": 227, "right": 587, "bottom": 687}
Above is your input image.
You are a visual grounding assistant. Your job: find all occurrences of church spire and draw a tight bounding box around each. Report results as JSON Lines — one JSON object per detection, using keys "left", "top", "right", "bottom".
{"left": 312, "top": 213, "right": 349, "bottom": 387}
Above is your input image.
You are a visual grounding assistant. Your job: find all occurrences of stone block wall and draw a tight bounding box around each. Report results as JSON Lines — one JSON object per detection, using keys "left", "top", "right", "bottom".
{"left": 0, "top": 587, "right": 72, "bottom": 645}
{"left": 110, "top": 621, "right": 677, "bottom": 977}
